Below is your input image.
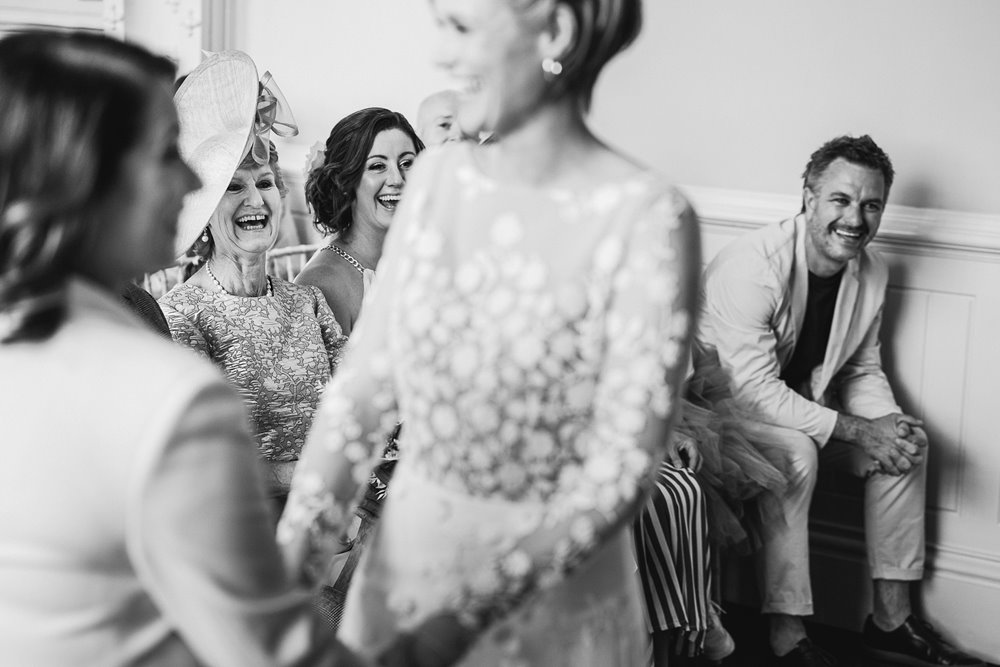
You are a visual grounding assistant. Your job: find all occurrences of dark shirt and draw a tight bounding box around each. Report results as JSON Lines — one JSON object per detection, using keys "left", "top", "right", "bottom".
{"left": 780, "top": 269, "right": 844, "bottom": 393}
{"left": 120, "top": 281, "right": 171, "bottom": 337}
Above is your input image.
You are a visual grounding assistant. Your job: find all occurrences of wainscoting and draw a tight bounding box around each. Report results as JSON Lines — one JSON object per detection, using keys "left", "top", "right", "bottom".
{"left": 687, "top": 185, "right": 1000, "bottom": 661}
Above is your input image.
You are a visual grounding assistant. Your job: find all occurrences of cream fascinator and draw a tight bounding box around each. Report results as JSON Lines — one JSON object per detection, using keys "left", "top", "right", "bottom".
{"left": 173, "top": 50, "right": 297, "bottom": 258}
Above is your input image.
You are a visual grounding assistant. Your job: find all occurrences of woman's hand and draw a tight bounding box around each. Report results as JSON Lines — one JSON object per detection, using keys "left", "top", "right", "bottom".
{"left": 665, "top": 432, "right": 703, "bottom": 471}
{"left": 268, "top": 460, "right": 297, "bottom": 496}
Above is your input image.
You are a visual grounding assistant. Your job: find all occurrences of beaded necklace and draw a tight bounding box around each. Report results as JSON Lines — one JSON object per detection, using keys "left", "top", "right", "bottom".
{"left": 204, "top": 261, "right": 273, "bottom": 297}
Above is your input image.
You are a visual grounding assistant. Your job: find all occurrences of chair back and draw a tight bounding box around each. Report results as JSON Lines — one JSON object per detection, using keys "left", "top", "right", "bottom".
{"left": 142, "top": 264, "right": 189, "bottom": 300}
{"left": 266, "top": 244, "right": 320, "bottom": 282}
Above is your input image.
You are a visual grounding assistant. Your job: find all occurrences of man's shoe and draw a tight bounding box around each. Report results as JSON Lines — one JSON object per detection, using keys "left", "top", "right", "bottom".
{"left": 772, "top": 638, "right": 839, "bottom": 666}
{"left": 863, "top": 615, "right": 986, "bottom": 666}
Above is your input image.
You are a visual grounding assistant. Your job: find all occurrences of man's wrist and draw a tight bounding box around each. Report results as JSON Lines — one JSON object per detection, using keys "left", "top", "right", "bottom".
{"left": 832, "top": 412, "right": 864, "bottom": 445}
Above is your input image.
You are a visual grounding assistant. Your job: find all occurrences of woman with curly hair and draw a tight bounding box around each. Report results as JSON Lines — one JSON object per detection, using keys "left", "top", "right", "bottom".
{"left": 296, "top": 107, "right": 424, "bottom": 335}
{"left": 295, "top": 107, "right": 423, "bottom": 628}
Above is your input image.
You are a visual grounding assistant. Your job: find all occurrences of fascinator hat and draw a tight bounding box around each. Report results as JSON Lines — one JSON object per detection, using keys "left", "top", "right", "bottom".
{"left": 173, "top": 50, "right": 297, "bottom": 258}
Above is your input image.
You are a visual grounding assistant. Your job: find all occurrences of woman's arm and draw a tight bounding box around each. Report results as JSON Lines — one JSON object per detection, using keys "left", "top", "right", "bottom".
{"left": 158, "top": 299, "right": 211, "bottom": 359}
{"left": 278, "top": 228, "right": 408, "bottom": 588}
{"left": 308, "top": 284, "right": 348, "bottom": 373}
{"left": 134, "top": 381, "right": 367, "bottom": 667}
{"left": 296, "top": 260, "right": 363, "bottom": 337}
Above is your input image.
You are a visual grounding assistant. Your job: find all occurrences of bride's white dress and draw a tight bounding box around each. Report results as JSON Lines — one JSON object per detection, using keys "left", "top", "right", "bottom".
{"left": 278, "top": 143, "right": 697, "bottom": 666}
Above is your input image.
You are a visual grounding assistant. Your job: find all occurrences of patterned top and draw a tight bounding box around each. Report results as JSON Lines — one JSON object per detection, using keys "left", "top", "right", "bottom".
{"left": 159, "top": 276, "right": 347, "bottom": 461}
{"left": 279, "top": 143, "right": 698, "bottom": 628}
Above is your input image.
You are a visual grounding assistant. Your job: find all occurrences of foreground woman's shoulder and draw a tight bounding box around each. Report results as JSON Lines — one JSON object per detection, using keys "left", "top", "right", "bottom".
{"left": 68, "top": 283, "right": 225, "bottom": 393}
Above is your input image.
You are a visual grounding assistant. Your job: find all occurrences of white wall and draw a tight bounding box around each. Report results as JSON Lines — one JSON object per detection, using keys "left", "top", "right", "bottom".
{"left": 228, "top": 1, "right": 450, "bottom": 178}
{"left": 216, "top": 0, "right": 1000, "bottom": 217}
{"left": 7, "top": 2, "right": 1000, "bottom": 216}
{"left": 591, "top": 1, "right": 1000, "bottom": 216}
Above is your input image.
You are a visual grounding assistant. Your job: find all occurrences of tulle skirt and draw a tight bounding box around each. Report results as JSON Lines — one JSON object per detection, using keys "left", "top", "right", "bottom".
{"left": 676, "top": 391, "right": 787, "bottom": 551}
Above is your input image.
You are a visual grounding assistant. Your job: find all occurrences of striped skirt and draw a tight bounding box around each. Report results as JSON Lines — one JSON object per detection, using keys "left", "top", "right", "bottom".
{"left": 633, "top": 463, "right": 711, "bottom": 652}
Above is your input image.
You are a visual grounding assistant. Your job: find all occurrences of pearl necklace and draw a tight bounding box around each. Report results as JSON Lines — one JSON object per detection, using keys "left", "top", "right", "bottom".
{"left": 322, "top": 243, "right": 371, "bottom": 276}
{"left": 204, "top": 261, "right": 273, "bottom": 297}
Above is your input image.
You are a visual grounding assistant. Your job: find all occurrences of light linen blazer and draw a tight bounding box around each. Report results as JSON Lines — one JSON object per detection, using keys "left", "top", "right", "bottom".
{"left": 0, "top": 279, "right": 351, "bottom": 667}
{"left": 693, "top": 214, "right": 900, "bottom": 446}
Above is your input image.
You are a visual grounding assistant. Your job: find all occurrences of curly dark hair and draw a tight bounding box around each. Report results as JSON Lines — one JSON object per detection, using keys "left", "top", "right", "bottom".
{"left": 0, "top": 31, "right": 175, "bottom": 343}
{"left": 305, "top": 107, "right": 424, "bottom": 238}
{"left": 802, "top": 135, "right": 895, "bottom": 197}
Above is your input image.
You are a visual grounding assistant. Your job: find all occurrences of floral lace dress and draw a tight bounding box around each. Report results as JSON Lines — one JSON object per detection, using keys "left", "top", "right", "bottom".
{"left": 278, "top": 144, "right": 698, "bottom": 666}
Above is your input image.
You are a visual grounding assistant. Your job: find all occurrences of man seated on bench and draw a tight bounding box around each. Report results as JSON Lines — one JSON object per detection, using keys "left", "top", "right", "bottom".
{"left": 691, "top": 134, "right": 983, "bottom": 667}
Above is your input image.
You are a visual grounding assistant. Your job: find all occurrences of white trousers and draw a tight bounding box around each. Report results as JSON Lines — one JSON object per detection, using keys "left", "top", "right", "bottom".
{"left": 737, "top": 419, "right": 926, "bottom": 616}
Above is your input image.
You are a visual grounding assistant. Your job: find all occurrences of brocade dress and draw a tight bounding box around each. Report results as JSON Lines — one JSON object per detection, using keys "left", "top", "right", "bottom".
{"left": 278, "top": 143, "right": 697, "bottom": 666}
{"left": 159, "top": 277, "right": 346, "bottom": 464}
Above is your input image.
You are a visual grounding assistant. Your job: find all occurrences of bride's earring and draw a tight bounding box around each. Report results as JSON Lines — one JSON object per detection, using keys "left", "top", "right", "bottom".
{"left": 541, "top": 57, "right": 563, "bottom": 80}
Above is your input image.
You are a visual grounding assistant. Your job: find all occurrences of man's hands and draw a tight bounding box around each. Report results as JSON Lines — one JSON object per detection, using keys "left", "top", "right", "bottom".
{"left": 833, "top": 412, "right": 927, "bottom": 476}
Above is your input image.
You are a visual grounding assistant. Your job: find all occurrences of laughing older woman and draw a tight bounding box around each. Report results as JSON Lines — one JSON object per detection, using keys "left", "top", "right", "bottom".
{"left": 158, "top": 51, "right": 345, "bottom": 508}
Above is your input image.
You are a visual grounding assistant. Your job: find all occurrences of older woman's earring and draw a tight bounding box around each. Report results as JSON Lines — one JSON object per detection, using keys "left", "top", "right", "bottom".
{"left": 541, "top": 57, "right": 563, "bottom": 79}
{"left": 201, "top": 228, "right": 210, "bottom": 243}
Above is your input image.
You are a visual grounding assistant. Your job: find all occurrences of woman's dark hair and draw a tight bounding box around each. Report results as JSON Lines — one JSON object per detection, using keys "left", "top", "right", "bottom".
{"left": 305, "top": 107, "right": 424, "bottom": 238}
{"left": 522, "top": 0, "right": 642, "bottom": 111}
{"left": 0, "top": 31, "right": 175, "bottom": 343}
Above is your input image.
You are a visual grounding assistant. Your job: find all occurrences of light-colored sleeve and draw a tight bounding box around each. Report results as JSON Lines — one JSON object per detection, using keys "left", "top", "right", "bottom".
{"left": 159, "top": 300, "right": 211, "bottom": 360}
{"left": 834, "top": 303, "right": 901, "bottom": 419}
{"left": 134, "top": 382, "right": 366, "bottom": 667}
{"left": 277, "top": 197, "right": 409, "bottom": 589}
{"left": 698, "top": 250, "right": 839, "bottom": 445}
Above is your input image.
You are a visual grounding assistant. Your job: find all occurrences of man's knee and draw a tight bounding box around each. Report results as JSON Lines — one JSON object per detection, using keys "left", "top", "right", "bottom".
{"left": 785, "top": 437, "right": 819, "bottom": 490}
{"left": 739, "top": 420, "right": 819, "bottom": 490}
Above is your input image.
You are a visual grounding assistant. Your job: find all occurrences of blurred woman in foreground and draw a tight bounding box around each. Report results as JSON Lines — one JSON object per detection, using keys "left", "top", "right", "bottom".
{"left": 0, "top": 30, "right": 396, "bottom": 667}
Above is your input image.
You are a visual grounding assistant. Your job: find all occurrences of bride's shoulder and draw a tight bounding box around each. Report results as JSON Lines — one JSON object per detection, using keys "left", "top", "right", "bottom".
{"left": 575, "top": 147, "right": 657, "bottom": 191}
{"left": 578, "top": 149, "right": 688, "bottom": 207}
